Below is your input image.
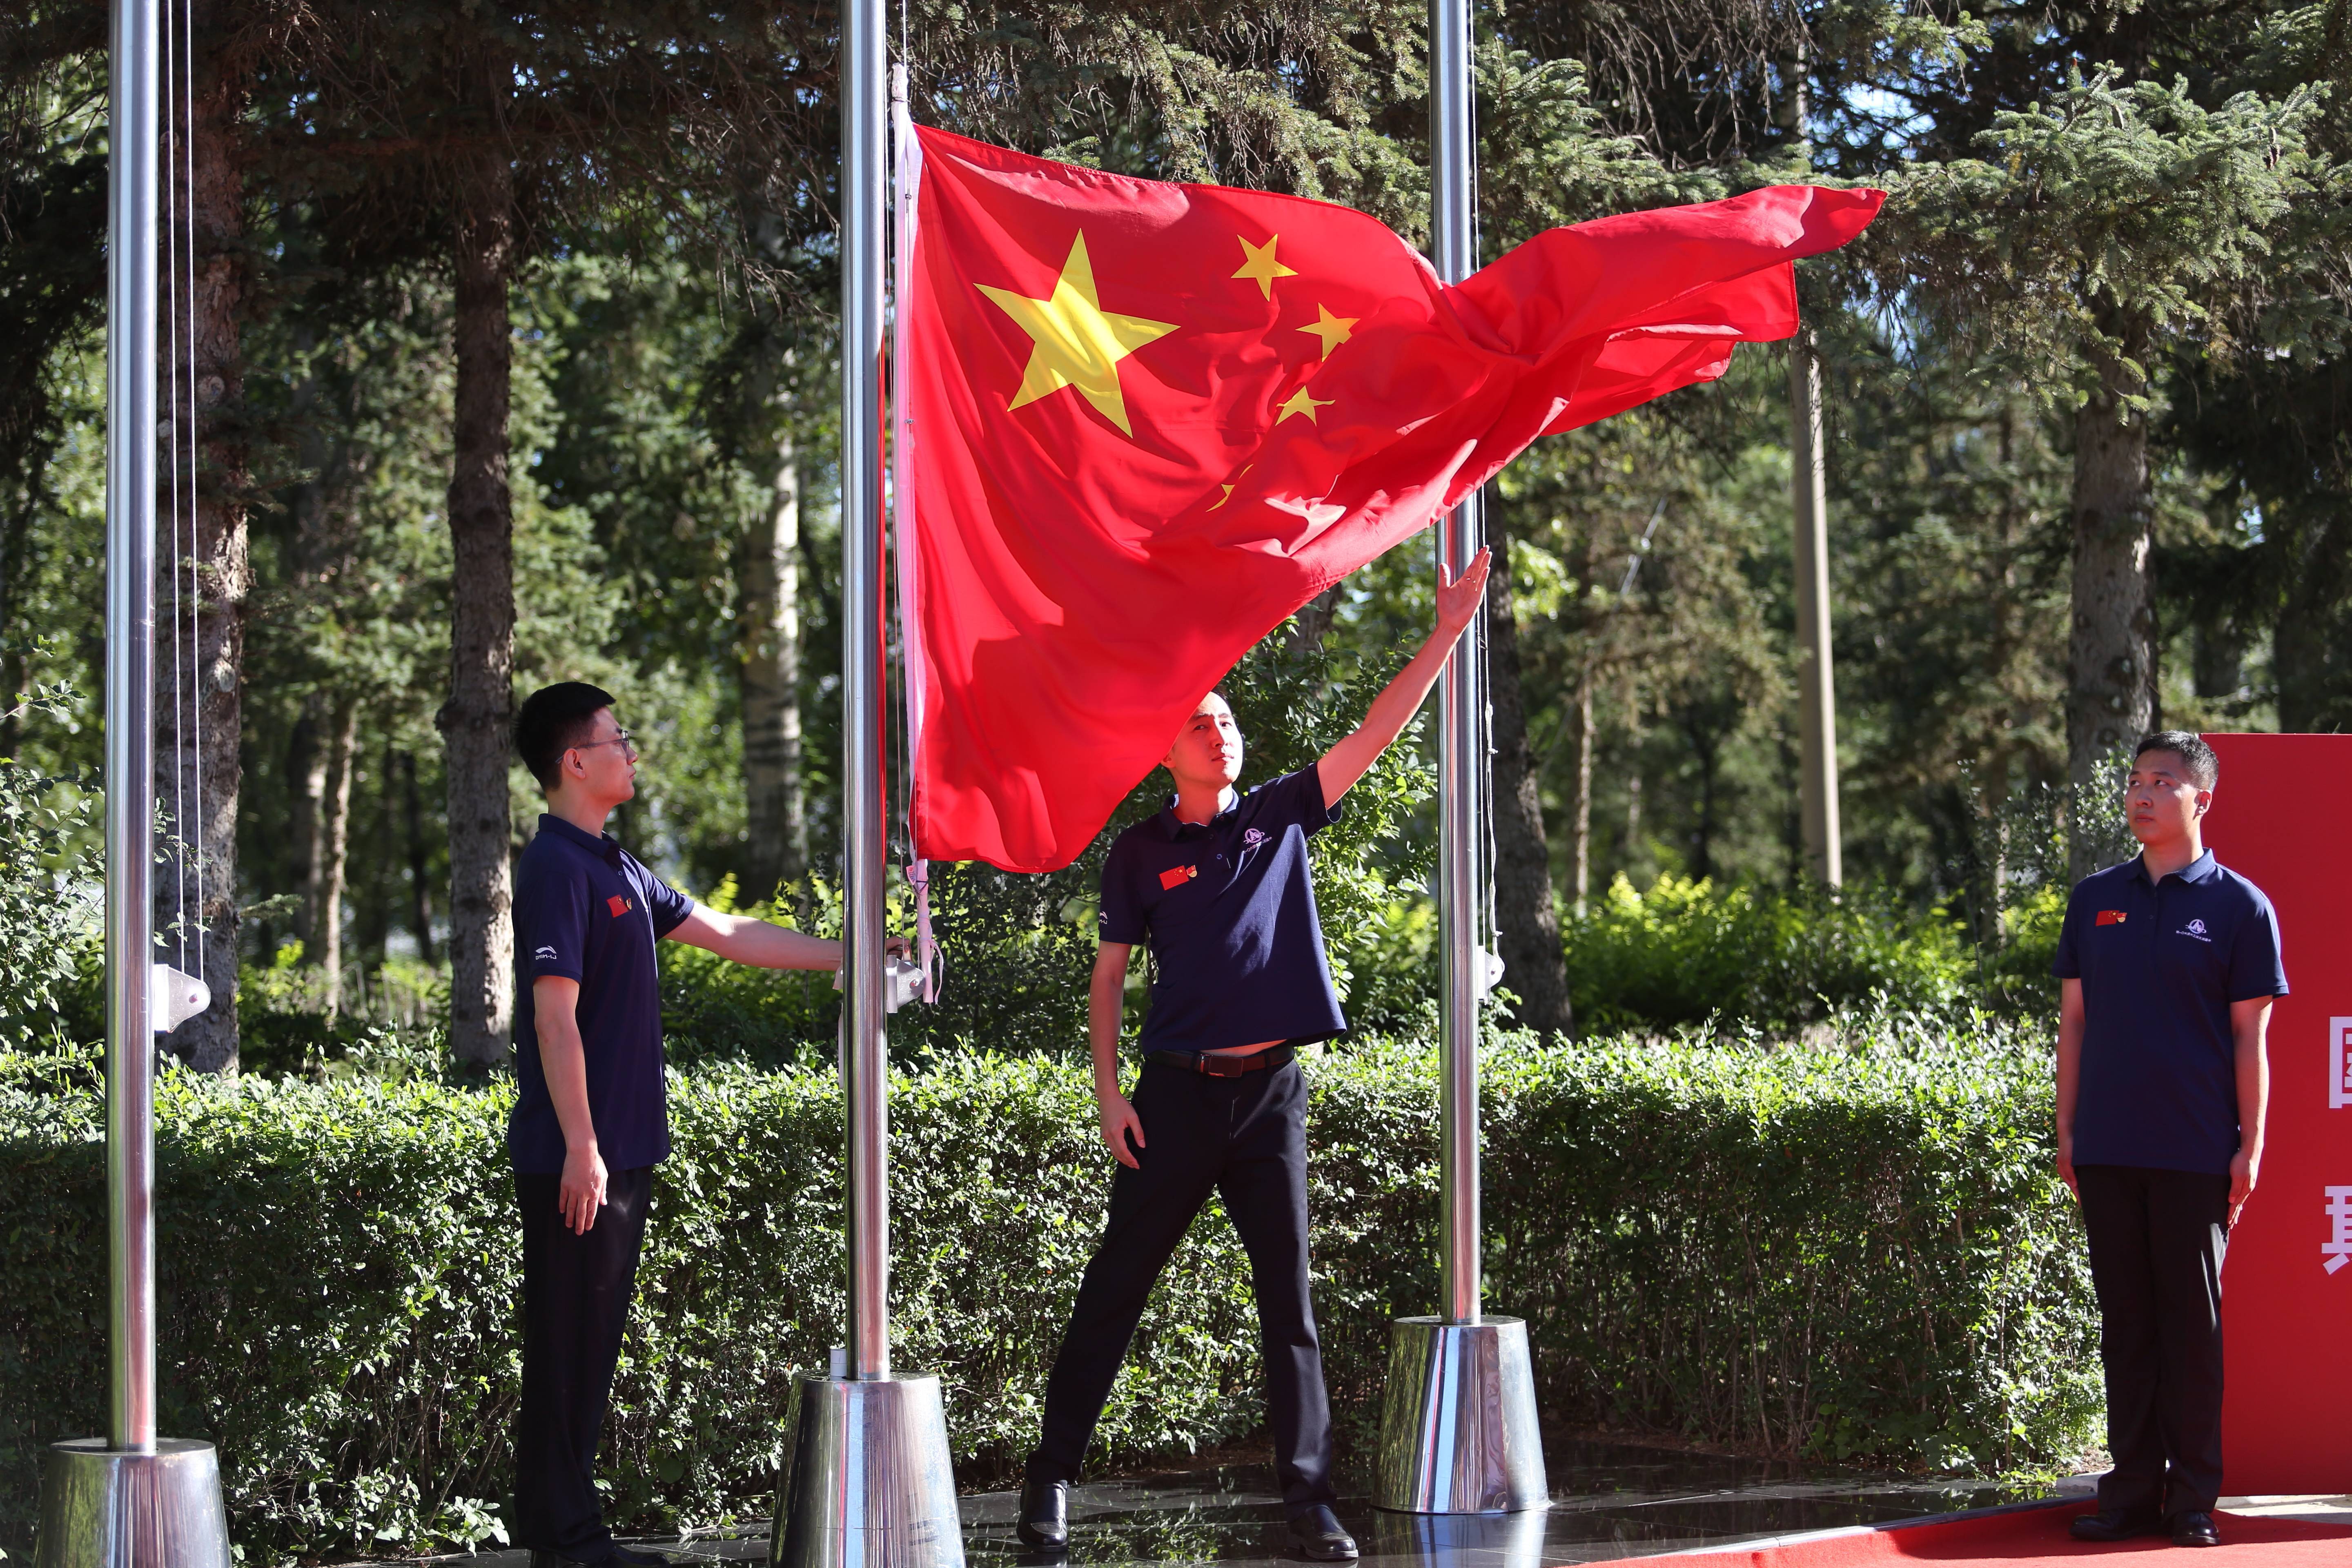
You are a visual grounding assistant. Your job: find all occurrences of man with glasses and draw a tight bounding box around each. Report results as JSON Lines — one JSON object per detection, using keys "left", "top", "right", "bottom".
{"left": 507, "top": 682, "right": 845, "bottom": 1568}
{"left": 2056, "top": 731, "right": 2285, "bottom": 1550}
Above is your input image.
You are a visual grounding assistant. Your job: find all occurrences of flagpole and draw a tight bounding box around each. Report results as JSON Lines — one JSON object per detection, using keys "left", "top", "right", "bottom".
{"left": 769, "top": 0, "right": 962, "bottom": 1557}
{"left": 33, "top": 0, "right": 231, "bottom": 1557}
{"left": 1373, "top": 0, "right": 1548, "bottom": 1518}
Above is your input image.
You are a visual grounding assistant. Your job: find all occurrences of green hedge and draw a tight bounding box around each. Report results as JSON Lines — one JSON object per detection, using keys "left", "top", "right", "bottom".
{"left": 0, "top": 1025, "right": 2098, "bottom": 1563}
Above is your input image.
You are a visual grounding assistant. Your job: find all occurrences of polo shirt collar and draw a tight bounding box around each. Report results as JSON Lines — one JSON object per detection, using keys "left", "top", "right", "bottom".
{"left": 2131, "top": 848, "right": 2217, "bottom": 886}
{"left": 1155, "top": 785, "right": 1240, "bottom": 840}
{"left": 538, "top": 812, "right": 623, "bottom": 862}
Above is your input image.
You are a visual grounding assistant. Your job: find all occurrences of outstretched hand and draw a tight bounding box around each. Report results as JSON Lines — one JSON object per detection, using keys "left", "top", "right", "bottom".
{"left": 1435, "top": 546, "right": 1492, "bottom": 637}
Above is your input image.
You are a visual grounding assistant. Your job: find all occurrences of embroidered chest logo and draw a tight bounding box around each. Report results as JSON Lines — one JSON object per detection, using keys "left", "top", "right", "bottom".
{"left": 2179, "top": 917, "right": 2212, "bottom": 942}
{"left": 1243, "top": 828, "right": 1268, "bottom": 848}
{"left": 607, "top": 894, "right": 635, "bottom": 918}
{"left": 2096, "top": 910, "right": 2128, "bottom": 927}
{"left": 1158, "top": 864, "right": 1198, "bottom": 891}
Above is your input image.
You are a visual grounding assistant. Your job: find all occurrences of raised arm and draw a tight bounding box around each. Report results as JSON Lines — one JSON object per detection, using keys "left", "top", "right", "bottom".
{"left": 1316, "top": 547, "right": 1490, "bottom": 808}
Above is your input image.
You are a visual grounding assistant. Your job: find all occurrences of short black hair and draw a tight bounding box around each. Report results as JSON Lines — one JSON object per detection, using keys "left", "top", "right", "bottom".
{"left": 515, "top": 682, "right": 617, "bottom": 789}
{"left": 2134, "top": 730, "right": 2218, "bottom": 791}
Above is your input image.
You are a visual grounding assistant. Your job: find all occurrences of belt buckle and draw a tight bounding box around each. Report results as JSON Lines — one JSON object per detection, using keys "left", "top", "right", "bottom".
{"left": 1202, "top": 1053, "right": 1245, "bottom": 1078}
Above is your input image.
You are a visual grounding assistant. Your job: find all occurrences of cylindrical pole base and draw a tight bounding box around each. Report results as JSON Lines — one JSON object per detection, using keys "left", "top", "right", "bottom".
{"left": 1367, "top": 1502, "right": 1550, "bottom": 1564}
{"left": 35, "top": 1439, "right": 231, "bottom": 1568}
{"left": 771, "top": 1370, "right": 965, "bottom": 1568}
{"left": 1373, "top": 1316, "right": 1548, "bottom": 1515}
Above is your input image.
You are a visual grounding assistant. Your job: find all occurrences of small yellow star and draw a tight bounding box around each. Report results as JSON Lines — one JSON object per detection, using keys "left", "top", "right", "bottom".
{"left": 1277, "top": 386, "right": 1332, "bottom": 423}
{"left": 978, "top": 232, "right": 1178, "bottom": 437}
{"left": 1233, "top": 235, "right": 1298, "bottom": 299}
{"left": 1206, "top": 465, "right": 1254, "bottom": 510}
{"left": 1298, "top": 305, "right": 1357, "bottom": 357}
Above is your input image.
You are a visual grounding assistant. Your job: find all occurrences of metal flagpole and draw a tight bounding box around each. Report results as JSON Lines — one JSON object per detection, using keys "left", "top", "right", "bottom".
{"left": 33, "top": 0, "right": 229, "bottom": 1557}
{"left": 1372, "top": 0, "right": 1548, "bottom": 1520}
{"left": 768, "top": 0, "right": 961, "bottom": 1557}
{"left": 1788, "top": 328, "right": 1842, "bottom": 888}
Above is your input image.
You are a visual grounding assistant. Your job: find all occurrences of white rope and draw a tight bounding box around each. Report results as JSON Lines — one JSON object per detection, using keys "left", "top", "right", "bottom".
{"left": 160, "top": 0, "right": 186, "bottom": 975}
{"left": 180, "top": 0, "right": 204, "bottom": 985}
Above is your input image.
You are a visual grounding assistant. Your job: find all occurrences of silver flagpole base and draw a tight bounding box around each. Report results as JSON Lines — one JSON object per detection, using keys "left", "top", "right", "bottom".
{"left": 1373, "top": 1316, "right": 1548, "bottom": 1514}
{"left": 1367, "top": 1503, "right": 1550, "bottom": 1564}
{"left": 35, "top": 1438, "right": 231, "bottom": 1568}
{"left": 771, "top": 1368, "right": 965, "bottom": 1568}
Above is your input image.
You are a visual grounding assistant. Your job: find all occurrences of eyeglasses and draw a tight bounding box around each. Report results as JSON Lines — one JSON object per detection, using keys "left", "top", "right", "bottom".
{"left": 574, "top": 730, "right": 639, "bottom": 760}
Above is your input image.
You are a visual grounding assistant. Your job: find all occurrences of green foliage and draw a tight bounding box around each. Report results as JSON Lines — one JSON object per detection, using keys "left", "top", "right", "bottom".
{"left": 0, "top": 664, "right": 98, "bottom": 1049}
{"left": 1878, "top": 66, "right": 2348, "bottom": 401}
{"left": 0, "top": 1025, "right": 2097, "bottom": 1562}
{"left": 1563, "top": 875, "right": 1976, "bottom": 1033}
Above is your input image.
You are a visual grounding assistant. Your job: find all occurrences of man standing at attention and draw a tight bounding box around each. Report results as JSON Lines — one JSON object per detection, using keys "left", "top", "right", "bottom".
{"left": 1016, "top": 550, "right": 1490, "bottom": 1562}
{"left": 508, "top": 682, "right": 847, "bottom": 1568}
{"left": 2056, "top": 731, "right": 2285, "bottom": 1550}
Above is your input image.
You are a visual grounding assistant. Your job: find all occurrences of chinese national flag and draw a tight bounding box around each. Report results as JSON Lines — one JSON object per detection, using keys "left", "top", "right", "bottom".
{"left": 902, "top": 126, "right": 1881, "bottom": 871}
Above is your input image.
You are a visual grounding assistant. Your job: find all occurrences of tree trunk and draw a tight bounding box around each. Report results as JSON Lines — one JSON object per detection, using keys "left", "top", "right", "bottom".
{"left": 1484, "top": 522, "right": 1572, "bottom": 1039}
{"left": 314, "top": 698, "right": 358, "bottom": 1018}
{"left": 155, "top": 49, "right": 249, "bottom": 1074}
{"left": 1287, "top": 584, "right": 1341, "bottom": 653}
{"left": 288, "top": 699, "right": 323, "bottom": 949}
{"left": 402, "top": 750, "right": 436, "bottom": 966}
{"left": 2066, "top": 339, "right": 2156, "bottom": 848}
{"left": 739, "top": 430, "right": 807, "bottom": 904}
{"left": 1566, "top": 667, "right": 1594, "bottom": 916}
{"left": 438, "top": 140, "right": 517, "bottom": 1067}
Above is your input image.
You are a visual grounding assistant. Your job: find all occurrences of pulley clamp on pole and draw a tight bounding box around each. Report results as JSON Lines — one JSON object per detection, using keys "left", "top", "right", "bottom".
{"left": 32, "top": 0, "right": 232, "bottom": 1560}
{"left": 1371, "top": 0, "right": 1548, "bottom": 1520}
{"left": 768, "top": 26, "right": 963, "bottom": 1568}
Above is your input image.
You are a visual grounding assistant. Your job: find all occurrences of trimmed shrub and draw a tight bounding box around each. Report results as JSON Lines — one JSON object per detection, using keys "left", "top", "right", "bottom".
{"left": 1562, "top": 875, "right": 1977, "bottom": 1032}
{"left": 0, "top": 1023, "right": 2095, "bottom": 1563}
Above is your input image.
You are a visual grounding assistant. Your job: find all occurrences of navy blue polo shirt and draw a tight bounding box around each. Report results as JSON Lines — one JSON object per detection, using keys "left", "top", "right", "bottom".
{"left": 508, "top": 813, "right": 695, "bottom": 1174}
{"left": 2053, "top": 850, "right": 2288, "bottom": 1176}
{"left": 1099, "top": 765, "right": 1348, "bottom": 1055}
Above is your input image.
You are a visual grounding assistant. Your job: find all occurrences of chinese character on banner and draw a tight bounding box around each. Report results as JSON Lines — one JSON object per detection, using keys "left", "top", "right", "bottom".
{"left": 2326, "top": 1187, "right": 2352, "bottom": 1276}
{"left": 2332, "top": 1017, "right": 2352, "bottom": 1110}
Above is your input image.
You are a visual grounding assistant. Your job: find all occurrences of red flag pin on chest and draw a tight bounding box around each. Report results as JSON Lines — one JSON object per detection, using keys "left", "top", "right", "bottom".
{"left": 1158, "top": 864, "right": 1198, "bottom": 891}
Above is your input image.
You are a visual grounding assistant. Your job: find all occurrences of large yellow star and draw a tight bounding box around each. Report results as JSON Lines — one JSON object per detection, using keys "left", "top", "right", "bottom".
{"left": 978, "top": 232, "right": 1178, "bottom": 437}
{"left": 1277, "top": 386, "right": 1332, "bottom": 423}
{"left": 1234, "top": 235, "right": 1298, "bottom": 299}
{"left": 1298, "top": 304, "right": 1357, "bottom": 357}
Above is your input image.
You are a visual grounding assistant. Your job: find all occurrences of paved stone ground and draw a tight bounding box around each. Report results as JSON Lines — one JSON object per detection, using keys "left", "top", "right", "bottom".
{"left": 349, "top": 1437, "right": 2082, "bottom": 1568}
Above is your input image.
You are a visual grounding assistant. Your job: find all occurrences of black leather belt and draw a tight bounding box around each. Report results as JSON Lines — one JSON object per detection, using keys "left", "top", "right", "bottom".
{"left": 1145, "top": 1044, "right": 1296, "bottom": 1077}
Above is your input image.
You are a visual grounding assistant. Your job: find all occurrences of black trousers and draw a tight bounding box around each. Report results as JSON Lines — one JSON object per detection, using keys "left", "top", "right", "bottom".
{"left": 2076, "top": 1163, "right": 2231, "bottom": 1520}
{"left": 1029, "top": 1058, "right": 1336, "bottom": 1508}
{"left": 514, "top": 1164, "right": 654, "bottom": 1561}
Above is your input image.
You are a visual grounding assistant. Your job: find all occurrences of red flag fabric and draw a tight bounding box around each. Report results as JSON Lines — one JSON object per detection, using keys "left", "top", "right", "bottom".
{"left": 901, "top": 126, "right": 1881, "bottom": 871}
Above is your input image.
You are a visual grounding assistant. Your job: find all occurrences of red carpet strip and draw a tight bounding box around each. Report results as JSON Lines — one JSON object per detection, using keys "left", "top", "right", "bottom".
{"left": 1654, "top": 1504, "right": 2352, "bottom": 1566}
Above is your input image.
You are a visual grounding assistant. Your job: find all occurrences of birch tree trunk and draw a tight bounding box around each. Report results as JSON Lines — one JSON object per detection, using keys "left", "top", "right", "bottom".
{"left": 740, "top": 431, "right": 807, "bottom": 904}
{"left": 314, "top": 698, "right": 358, "bottom": 1018}
{"left": 439, "top": 138, "right": 517, "bottom": 1067}
{"left": 1485, "top": 523, "right": 1572, "bottom": 1039}
{"left": 154, "top": 45, "right": 248, "bottom": 1074}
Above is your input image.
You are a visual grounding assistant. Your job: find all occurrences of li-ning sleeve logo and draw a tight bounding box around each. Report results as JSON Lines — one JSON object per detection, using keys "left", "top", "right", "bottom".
{"left": 534, "top": 945, "right": 559, "bottom": 962}
{"left": 2096, "top": 909, "right": 2127, "bottom": 927}
{"left": 607, "top": 894, "right": 635, "bottom": 918}
{"left": 1158, "top": 864, "right": 1198, "bottom": 891}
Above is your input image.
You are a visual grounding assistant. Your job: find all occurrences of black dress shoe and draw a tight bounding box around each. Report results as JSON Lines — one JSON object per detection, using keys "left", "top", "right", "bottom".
{"left": 1017, "top": 1478, "right": 1070, "bottom": 1552}
{"left": 2169, "top": 1511, "right": 2221, "bottom": 1547}
{"left": 1287, "top": 1503, "right": 1359, "bottom": 1562}
{"left": 2068, "top": 1508, "right": 2159, "bottom": 1542}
